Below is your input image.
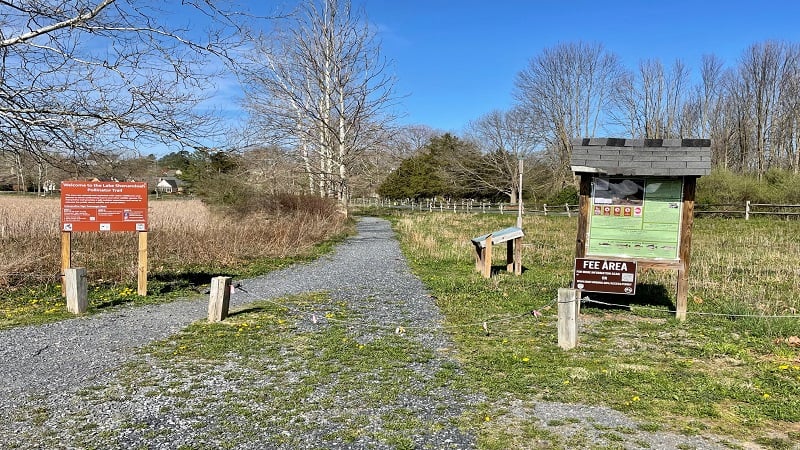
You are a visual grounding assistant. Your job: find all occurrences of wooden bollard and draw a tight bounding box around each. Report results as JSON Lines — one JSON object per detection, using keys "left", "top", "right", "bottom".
{"left": 65, "top": 267, "right": 88, "bottom": 314}
{"left": 208, "top": 276, "right": 232, "bottom": 322}
{"left": 557, "top": 288, "right": 578, "bottom": 350}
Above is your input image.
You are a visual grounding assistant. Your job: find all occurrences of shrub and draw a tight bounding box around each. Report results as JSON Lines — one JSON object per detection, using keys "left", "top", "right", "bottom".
{"left": 228, "top": 192, "right": 340, "bottom": 218}
{"left": 546, "top": 185, "right": 579, "bottom": 206}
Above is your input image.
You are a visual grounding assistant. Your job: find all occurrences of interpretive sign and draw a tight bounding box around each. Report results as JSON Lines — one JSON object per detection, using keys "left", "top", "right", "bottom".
{"left": 61, "top": 181, "right": 148, "bottom": 232}
{"left": 574, "top": 258, "right": 637, "bottom": 295}
{"left": 587, "top": 177, "right": 683, "bottom": 260}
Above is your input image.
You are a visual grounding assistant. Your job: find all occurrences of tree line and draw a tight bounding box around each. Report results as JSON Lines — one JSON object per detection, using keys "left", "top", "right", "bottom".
{"left": 2, "top": 1, "right": 800, "bottom": 208}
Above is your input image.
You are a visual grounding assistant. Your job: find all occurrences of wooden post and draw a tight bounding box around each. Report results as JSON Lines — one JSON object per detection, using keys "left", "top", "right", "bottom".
{"left": 65, "top": 267, "right": 88, "bottom": 314}
{"left": 543, "top": 204, "right": 548, "bottom": 216}
{"left": 506, "top": 240, "right": 514, "bottom": 272}
{"left": 208, "top": 276, "right": 232, "bottom": 322}
{"left": 517, "top": 158, "right": 524, "bottom": 229}
{"left": 676, "top": 177, "right": 697, "bottom": 321}
{"left": 513, "top": 237, "right": 523, "bottom": 275}
{"left": 557, "top": 288, "right": 578, "bottom": 350}
{"left": 575, "top": 175, "right": 592, "bottom": 259}
{"left": 482, "top": 235, "right": 493, "bottom": 278}
{"left": 474, "top": 244, "right": 484, "bottom": 272}
{"left": 745, "top": 200, "right": 750, "bottom": 220}
{"left": 137, "top": 231, "right": 148, "bottom": 296}
{"left": 60, "top": 231, "right": 71, "bottom": 296}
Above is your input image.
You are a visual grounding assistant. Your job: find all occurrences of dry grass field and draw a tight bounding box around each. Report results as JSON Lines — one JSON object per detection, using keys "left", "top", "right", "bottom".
{"left": 0, "top": 194, "right": 347, "bottom": 290}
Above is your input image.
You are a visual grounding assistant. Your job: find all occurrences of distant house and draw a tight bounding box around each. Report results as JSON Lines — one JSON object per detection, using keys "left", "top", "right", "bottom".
{"left": 156, "top": 177, "right": 181, "bottom": 194}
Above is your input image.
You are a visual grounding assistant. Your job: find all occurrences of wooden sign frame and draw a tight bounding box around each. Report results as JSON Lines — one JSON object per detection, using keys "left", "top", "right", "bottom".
{"left": 575, "top": 174, "right": 696, "bottom": 319}
{"left": 60, "top": 181, "right": 149, "bottom": 297}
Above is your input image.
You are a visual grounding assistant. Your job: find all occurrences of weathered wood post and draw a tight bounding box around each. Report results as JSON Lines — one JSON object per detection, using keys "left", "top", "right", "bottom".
{"left": 208, "top": 276, "right": 232, "bottom": 322}
{"left": 65, "top": 267, "right": 88, "bottom": 314}
{"left": 137, "top": 231, "right": 148, "bottom": 296}
{"left": 557, "top": 288, "right": 578, "bottom": 350}
{"left": 482, "top": 235, "right": 493, "bottom": 278}
{"left": 60, "top": 230, "right": 71, "bottom": 296}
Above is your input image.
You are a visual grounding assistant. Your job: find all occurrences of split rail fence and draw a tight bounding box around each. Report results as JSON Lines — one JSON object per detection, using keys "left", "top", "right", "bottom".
{"left": 352, "top": 198, "right": 800, "bottom": 220}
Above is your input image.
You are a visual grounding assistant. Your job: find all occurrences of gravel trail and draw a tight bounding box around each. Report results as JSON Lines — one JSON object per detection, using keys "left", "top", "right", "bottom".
{"left": 0, "top": 217, "right": 747, "bottom": 449}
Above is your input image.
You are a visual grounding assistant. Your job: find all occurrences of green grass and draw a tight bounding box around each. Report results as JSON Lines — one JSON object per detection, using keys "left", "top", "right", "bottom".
{"left": 392, "top": 212, "right": 800, "bottom": 446}
{"left": 0, "top": 228, "right": 352, "bottom": 331}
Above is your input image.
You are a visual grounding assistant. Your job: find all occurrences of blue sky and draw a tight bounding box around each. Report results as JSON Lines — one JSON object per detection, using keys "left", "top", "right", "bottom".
{"left": 359, "top": 0, "right": 800, "bottom": 133}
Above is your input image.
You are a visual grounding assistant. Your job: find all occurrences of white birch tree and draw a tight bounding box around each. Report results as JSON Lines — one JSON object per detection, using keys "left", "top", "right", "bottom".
{"left": 240, "top": 0, "right": 397, "bottom": 207}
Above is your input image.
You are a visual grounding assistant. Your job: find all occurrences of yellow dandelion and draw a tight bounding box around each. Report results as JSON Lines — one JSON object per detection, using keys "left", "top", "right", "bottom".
{"left": 522, "top": 357, "right": 530, "bottom": 362}
{"left": 563, "top": 380, "right": 570, "bottom": 385}
{"left": 632, "top": 396, "right": 640, "bottom": 402}
{"left": 779, "top": 365, "right": 789, "bottom": 370}
{"left": 762, "top": 393, "right": 770, "bottom": 400}
{"left": 484, "top": 416, "right": 491, "bottom": 422}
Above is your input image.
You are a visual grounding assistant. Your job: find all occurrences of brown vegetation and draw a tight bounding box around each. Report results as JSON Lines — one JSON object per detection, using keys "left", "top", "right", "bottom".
{"left": 0, "top": 195, "right": 348, "bottom": 289}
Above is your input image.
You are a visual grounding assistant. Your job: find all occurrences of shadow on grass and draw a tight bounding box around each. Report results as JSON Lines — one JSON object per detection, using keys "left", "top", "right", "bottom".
{"left": 148, "top": 270, "right": 237, "bottom": 295}
{"left": 579, "top": 283, "right": 675, "bottom": 311}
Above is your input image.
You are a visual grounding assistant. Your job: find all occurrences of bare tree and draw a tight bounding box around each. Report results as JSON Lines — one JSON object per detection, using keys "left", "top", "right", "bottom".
{"left": 716, "top": 41, "right": 800, "bottom": 176}
{"left": 465, "top": 107, "right": 544, "bottom": 203}
{"left": 240, "top": 0, "right": 397, "bottom": 206}
{"left": 612, "top": 58, "right": 691, "bottom": 139}
{"left": 0, "top": 0, "right": 249, "bottom": 178}
{"left": 513, "top": 41, "right": 624, "bottom": 186}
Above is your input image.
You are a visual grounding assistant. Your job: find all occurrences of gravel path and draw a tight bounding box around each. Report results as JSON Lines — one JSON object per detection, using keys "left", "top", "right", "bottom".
{"left": 0, "top": 217, "right": 748, "bottom": 449}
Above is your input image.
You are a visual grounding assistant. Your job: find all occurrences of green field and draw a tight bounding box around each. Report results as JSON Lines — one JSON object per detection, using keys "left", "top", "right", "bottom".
{"left": 392, "top": 212, "right": 800, "bottom": 448}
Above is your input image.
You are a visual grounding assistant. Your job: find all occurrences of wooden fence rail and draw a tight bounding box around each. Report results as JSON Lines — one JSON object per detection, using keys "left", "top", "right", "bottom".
{"left": 352, "top": 198, "right": 800, "bottom": 219}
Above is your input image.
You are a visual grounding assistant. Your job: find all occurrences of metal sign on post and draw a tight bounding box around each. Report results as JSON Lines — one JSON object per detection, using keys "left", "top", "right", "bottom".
{"left": 60, "top": 180, "right": 149, "bottom": 297}
{"left": 574, "top": 258, "right": 637, "bottom": 295}
{"left": 61, "top": 181, "right": 148, "bottom": 232}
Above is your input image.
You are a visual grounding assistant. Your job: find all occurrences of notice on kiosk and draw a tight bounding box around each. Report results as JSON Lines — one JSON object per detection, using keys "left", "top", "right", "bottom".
{"left": 61, "top": 181, "right": 148, "bottom": 232}
{"left": 574, "top": 258, "right": 637, "bottom": 295}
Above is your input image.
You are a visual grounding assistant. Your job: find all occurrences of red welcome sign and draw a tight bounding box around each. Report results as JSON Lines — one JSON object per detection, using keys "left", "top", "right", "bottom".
{"left": 61, "top": 181, "right": 148, "bottom": 232}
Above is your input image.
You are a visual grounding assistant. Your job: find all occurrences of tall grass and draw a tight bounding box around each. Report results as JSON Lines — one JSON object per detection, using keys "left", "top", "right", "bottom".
{"left": 0, "top": 195, "right": 348, "bottom": 290}
{"left": 395, "top": 212, "right": 800, "bottom": 319}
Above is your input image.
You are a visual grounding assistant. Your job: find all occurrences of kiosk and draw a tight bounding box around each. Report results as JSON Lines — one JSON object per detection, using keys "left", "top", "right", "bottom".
{"left": 570, "top": 138, "right": 711, "bottom": 320}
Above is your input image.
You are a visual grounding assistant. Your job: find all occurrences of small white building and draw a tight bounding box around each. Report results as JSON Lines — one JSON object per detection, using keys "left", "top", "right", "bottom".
{"left": 156, "top": 177, "right": 180, "bottom": 194}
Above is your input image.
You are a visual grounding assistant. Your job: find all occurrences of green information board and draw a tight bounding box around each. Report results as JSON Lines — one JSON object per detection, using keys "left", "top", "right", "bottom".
{"left": 587, "top": 177, "right": 683, "bottom": 260}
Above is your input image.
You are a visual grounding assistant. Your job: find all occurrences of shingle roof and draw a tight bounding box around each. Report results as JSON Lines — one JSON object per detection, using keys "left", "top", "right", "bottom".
{"left": 570, "top": 138, "right": 711, "bottom": 176}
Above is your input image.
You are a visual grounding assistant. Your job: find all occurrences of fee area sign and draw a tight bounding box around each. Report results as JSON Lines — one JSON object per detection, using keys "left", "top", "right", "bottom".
{"left": 61, "top": 181, "right": 148, "bottom": 232}
{"left": 574, "top": 258, "right": 637, "bottom": 295}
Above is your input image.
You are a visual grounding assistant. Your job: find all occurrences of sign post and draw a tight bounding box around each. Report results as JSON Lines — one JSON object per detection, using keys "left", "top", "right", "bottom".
{"left": 574, "top": 258, "right": 637, "bottom": 295}
{"left": 60, "top": 181, "right": 149, "bottom": 296}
